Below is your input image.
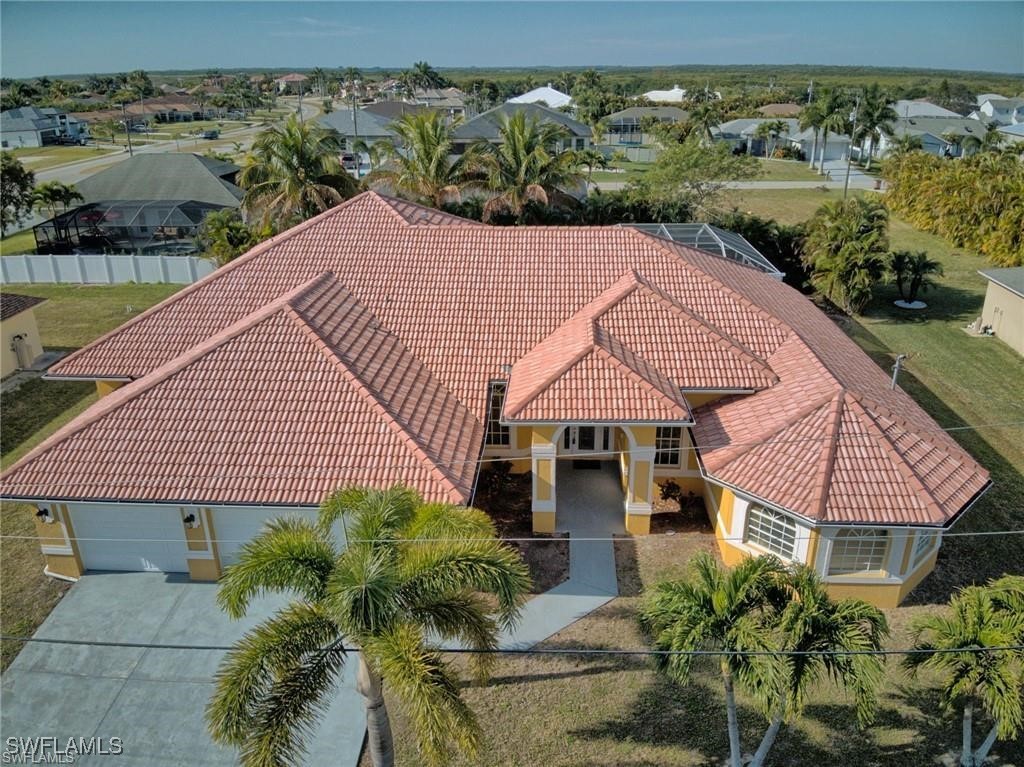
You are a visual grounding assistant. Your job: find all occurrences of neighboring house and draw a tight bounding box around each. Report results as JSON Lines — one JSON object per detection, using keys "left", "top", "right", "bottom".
{"left": 318, "top": 108, "right": 399, "bottom": 151}
{"left": 71, "top": 96, "right": 221, "bottom": 127}
{"left": 1, "top": 106, "right": 90, "bottom": 148}
{"left": 361, "top": 101, "right": 429, "bottom": 121}
{"left": 972, "top": 96, "right": 1024, "bottom": 125}
{"left": 976, "top": 92, "right": 1008, "bottom": 105}
{"left": 602, "top": 106, "right": 688, "bottom": 146}
{"left": 756, "top": 103, "right": 803, "bottom": 118}
{"left": 508, "top": 84, "right": 573, "bottom": 109}
{"left": 868, "top": 116, "right": 988, "bottom": 159}
{"left": 32, "top": 153, "right": 242, "bottom": 255}
{"left": 892, "top": 99, "right": 961, "bottom": 118}
{"left": 641, "top": 85, "right": 687, "bottom": 103}
{"left": 713, "top": 118, "right": 804, "bottom": 157}
{"left": 451, "top": 102, "right": 591, "bottom": 154}
{"left": 274, "top": 73, "right": 309, "bottom": 95}
{"left": 996, "top": 122, "right": 1024, "bottom": 145}
{"left": 414, "top": 87, "right": 468, "bottom": 118}
{"left": 0, "top": 293, "right": 46, "bottom": 378}
{"left": 0, "top": 192, "right": 989, "bottom": 607}
{"left": 787, "top": 126, "right": 851, "bottom": 162}
{"left": 978, "top": 268, "right": 1024, "bottom": 356}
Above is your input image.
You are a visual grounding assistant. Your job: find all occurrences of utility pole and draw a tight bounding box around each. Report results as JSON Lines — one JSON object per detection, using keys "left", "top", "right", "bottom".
{"left": 891, "top": 354, "right": 907, "bottom": 390}
{"left": 844, "top": 93, "right": 860, "bottom": 200}
{"left": 120, "top": 102, "right": 134, "bottom": 157}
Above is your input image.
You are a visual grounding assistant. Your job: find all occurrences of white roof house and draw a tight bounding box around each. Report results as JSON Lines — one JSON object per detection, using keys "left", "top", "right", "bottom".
{"left": 642, "top": 85, "right": 687, "bottom": 103}
{"left": 977, "top": 93, "right": 1008, "bottom": 105}
{"left": 893, "top": 100, "right": 961, "bottom": 119}
{"left": 508, "top": 84, "right": 573, "bottom": 109}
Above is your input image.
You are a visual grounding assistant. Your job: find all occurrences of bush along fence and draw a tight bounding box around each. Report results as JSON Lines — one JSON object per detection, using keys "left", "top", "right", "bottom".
{"left": 0, "top": 253, "right": 217, "bottom": 285}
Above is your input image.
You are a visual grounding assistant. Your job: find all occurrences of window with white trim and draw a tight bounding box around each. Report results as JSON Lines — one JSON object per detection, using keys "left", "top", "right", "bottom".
{"left": 912, "top": 531, "right": 938, "bottom": 569}
{"left": 828, "top": 529, "right": 889, "bottom": 575}
{"left": 743, "top": 505, "right": 797, "bottom": 559}
{"left": 484, "top": 381, "right": 510, "bottom": 446}
{"left": 655, "top": 427, "right": 683, "bottom": 467}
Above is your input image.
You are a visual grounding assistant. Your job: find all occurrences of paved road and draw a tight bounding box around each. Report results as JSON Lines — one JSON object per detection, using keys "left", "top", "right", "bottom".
{"left": 592, "top": 177, "right": 879, "bottom": 193}
{"left": 36, "top": 98, "right": 319, "bottom": 186}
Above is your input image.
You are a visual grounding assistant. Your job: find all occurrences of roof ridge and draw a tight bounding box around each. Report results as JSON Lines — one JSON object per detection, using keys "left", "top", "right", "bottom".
{"left": 503, "top": 317, "right": 596, "bottom": 419}
{"left": 593, "top": 329, "right": 692, "bottom": 419}
{"left": 283, "top": 304, "right": 464, "bottom": 502}
{"left": 48, "top": 194, "right": 383, "bottom": 379}
{"left": 851, "top": 390, "right": 977, "bottom": 465}
{"left": 813, "top": 389, "right": 847, "bottom": 518}
{"left": 4, "top": 273, "right": 335, "bottom": 481}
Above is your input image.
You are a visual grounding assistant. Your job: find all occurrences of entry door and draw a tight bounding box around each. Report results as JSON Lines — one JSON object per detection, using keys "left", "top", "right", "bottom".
{"left": 564, "top": 426, "right": 609, "bottom": 454}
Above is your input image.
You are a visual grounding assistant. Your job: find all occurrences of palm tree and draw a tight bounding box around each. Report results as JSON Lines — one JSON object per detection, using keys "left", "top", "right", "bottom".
{"left": 689, "top": 101, "right": 722, "bottom": 145}
{"left": 889, "top": 250, "right": 944, "bottom": 304}
{"left": 470, "top": 111, "right": 584, "bottom": 222}
{"left": 411, "top": 61, "right": 444, "bottom": 90}
{"left": 641, "top": 553, "right": 787, "bottom": 767}
{"left": 310, "top": 67, "right": 326, "bottom": 98}
{"left": 905, "top": 575, "right": 1024, "bottom": 767}
{"left": 754, "top": 119, "right": 788, "bottom": 159}
{"left": 368, "top": 111, "right": 473, "bottom": 207}
{"left": 238, "top": 115, "right": 358, "bottom": 226}
{"left": 576, "top": 147, "right": 608, "bottom": 184}
{"left": 207, "top": 485, "right": 531, "bottom": 767}
{"left": 353, "top": 138, "right": 389, "bottom": 174}
{"left": 748, "top": 566, "right": 888, "bottom": 767}
{"left": 799, "top": 100, "right": 825, "bottom": 169}
{"left": 32, "top": 181, "right": 82, "bottom": 219}
{"left": 816, "top": 89, "right": 851, "bottom": 175}
{"left": 855, "top": 84, "right": 898, "bottom": 170}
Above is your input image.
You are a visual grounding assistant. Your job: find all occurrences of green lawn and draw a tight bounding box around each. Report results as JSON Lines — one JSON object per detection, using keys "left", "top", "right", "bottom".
{"left": 0, "top": 282, "right": 183, "bottom": 670}
{"left": 755, "top": 158, "right": 822, "bottom": 181}
{"left": 0, "top": 229, "right": 37, "bottom": 256}
{"left": 723, "top": 187, "right": 864, "bottom": 224}
{"left": 7, "top": 145, "right": 119, "bottom": 171}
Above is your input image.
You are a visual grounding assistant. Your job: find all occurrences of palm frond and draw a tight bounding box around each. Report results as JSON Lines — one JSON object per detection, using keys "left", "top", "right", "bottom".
{"left": 217, "top": 517, "right": 335, "bottom": 619}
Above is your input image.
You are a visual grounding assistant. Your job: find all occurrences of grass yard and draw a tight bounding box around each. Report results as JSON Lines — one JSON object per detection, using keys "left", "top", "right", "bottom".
{"left": 723, "top": 187, "right": 864, "bottom": 225}
{"left": 0, "top": 229, "right": 37, "bottom": 256}
{"left": 0, "top": 282, "right": 183, "bottom": 670}
{"left": 755, "top": 158, "right": 821, "bottom": 181}
{"left": 7, "top": 145, "right": 120, "bottom": 171}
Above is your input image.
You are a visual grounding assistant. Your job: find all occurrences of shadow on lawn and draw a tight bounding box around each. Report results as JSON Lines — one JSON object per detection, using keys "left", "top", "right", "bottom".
{"left": 840, "top": 321, "right": 1024, "bottom": 607}
{"left": 866, "top": 281, "right": 982, "bottom": 324}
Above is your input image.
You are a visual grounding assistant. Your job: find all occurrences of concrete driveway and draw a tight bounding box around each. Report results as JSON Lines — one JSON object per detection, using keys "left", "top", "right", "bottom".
{"left": 1, "top": 573, "right": 364, "bottom": 766}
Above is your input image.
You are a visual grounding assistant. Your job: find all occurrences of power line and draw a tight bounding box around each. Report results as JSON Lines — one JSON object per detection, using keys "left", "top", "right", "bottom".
{"left": 1, "top": 634, "right": 1021, "bottom": 658}
{"left": 3, "top": 528, "right": 1023, "bottom": 546}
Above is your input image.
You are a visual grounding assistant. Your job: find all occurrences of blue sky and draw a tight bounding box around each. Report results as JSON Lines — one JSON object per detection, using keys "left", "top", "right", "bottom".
{"left": 2, "top": 2, "right": 1022, "bottom": 79}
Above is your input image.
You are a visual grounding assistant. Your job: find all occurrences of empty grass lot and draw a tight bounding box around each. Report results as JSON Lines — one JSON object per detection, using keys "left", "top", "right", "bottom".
{"left": 0, "top": 283, "right": 182, "bottom": 670}
{"left": 7, "top": 145, "right": 120, "bottom": 171}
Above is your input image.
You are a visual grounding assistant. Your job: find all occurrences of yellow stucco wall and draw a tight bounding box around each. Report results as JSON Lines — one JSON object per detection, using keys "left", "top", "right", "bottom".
{"left": 1, "top": 309, "right": 43, "bottom": 378}
{"left": 536, "top": 458, "right": 553, "bottom": 501}
{"left": 39, "top": 503, "right": 83, "bottom": 580}
{"left": 625, "top": 513, "right": 651, "bottom": 535}
{"left": 532, "top": 510, "right": 555, "bottom": 533}
{"left": 981, "top": 280, "right": 1024, "bottom": 356}
{"left": 95, "top": 380, "right": 126, "bottom": 398}
{"left": 632, "top": 460, "right": 651, "bottom": 504}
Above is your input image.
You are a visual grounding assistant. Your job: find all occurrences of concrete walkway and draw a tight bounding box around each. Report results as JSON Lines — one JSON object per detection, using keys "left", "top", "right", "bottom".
{"left": 499, "top": 460, "right": 622, "bottom": 649}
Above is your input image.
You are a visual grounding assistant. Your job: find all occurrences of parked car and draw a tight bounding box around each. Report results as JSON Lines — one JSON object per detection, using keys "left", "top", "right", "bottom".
{"left": 56, "top": 135, "right": 87, "bottom": 146}
{"left": 341, "top": 153, "right": 358, "bottom": 171}
{"left": 200, "top": 129, "right": 220, "bottom": 140}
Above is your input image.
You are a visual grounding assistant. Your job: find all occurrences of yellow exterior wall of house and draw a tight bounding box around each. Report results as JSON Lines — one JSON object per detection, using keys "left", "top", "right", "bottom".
{"left": 981, "top": 280, "right": 1024, "bottom": 356}
{"left": 183, "top": 507, "right": 221, "bottom": 581}
{"left": 96, "top": 380, "right": 125, "bottom": 398}
{"left": 37, "top": 503, "right": 84, "bottom": 580}
{"left": 1, "top": 309, "right": 43, "bottom": 379}
{"left": 536, "top": 458, "right": 553, "bottom": 502}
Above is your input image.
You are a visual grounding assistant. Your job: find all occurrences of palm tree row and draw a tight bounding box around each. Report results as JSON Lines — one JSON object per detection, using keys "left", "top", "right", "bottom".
{"left": 883, "top": 150, "right": 1024, "bottom": 267}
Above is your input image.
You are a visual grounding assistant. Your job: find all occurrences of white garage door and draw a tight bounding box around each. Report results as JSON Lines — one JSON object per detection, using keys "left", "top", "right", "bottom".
{"left": 71, "top": 507, "right": 188, "bottom": 573}
{"left": 215, "top": 509, "right": 320, "bottom": 567}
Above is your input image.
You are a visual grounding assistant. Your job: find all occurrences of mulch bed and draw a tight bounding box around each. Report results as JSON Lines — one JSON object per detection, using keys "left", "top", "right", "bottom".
{"left": 474, "top": 470, "right": 569, "bottom": 594}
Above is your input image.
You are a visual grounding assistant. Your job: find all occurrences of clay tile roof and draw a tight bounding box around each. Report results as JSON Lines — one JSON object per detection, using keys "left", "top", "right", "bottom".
{"left": 4, "top": 191, "right": 989, "bottom": 522}
{"left": 0, "top": 292, "right": 45, "bottom": 320}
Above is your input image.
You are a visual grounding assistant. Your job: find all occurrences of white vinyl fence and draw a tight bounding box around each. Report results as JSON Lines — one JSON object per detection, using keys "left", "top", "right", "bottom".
{"left": 1, "top": 253, "right": 217, "bottom": 285}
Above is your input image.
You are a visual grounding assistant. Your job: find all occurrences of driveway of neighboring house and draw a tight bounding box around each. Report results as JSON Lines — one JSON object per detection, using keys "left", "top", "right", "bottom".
{"left": 0, "top": 572, "right": 365, "bottom": 766}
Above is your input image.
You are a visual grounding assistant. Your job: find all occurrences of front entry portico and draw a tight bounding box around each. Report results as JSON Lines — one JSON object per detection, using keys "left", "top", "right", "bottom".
{"left": 531, "top": 424, "right": 655, "bottom": 535}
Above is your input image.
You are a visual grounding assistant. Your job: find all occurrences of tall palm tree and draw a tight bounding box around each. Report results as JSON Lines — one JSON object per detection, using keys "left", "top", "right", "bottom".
{"left": 905, "top": 575, "right": 1024, "bottom": 767}
{"left": 641, "top": 553, "right": 787, "bottom": 767}
{"left": 749, "top": 566, "right": 888, "bottom": 767}
{"left": 576, "top": 147, "right": 608, "bottom": 185}
{"left": 799, "top": 100, "right": 825, "bottom": 169}
{"left": 238, "top": 115, "right": 357, "bottom": 226}
{"left": 689, "top": 101, "right": 722, "bottom": 145}
{"left": 32, "top": 180, "right": 82, "bottom": 219}
{"left": 817, "top": 89, "right": 850, "bottom": 175}
{"left": 411, "top": 61, "right": 444, "bottom": 90}
{"left": 889, "top": 250, "right": 944, "bottom": 304}
{"left": 754, "top": 119, "right": 788, "bottom": 159}
{"left": 470, "top": 111, "right": 585, "bottom": 222}
{"left": 855, "top": 84, "right": 898, "bottom": 170}
{"left": 368, "top": 111, "right": 473, "bottom": 207}
{"left": 310, "top": 67, "right": 326, "bottom": 98}
{"left": 207, "top": 485, "right": 531, "bottom": 767}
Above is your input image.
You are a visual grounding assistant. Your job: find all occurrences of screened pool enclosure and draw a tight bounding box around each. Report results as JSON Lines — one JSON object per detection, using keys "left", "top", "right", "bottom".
{"left": 33, "top": 200, "right": 227, "bottom": 255}
{"left": 623, "top": 223, "right": 785, "bottom": 279}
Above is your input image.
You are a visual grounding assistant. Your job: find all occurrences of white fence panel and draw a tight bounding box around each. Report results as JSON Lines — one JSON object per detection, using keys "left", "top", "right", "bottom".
{"left": 1, "top": 254, "right": 215, "bottom": 285}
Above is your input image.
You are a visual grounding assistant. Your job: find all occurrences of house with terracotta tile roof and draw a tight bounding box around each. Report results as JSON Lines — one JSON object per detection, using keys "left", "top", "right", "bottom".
{"left": 0, "top": 193, "right": 989, "bottom": 605}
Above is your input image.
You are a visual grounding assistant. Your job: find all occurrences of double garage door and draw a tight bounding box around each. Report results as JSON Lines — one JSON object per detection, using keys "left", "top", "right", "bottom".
{"left": 69, "top": 506, "right": 327, "bottom": 573}
{"left": 72, "top": 507, "right": 189, "bottom": 573}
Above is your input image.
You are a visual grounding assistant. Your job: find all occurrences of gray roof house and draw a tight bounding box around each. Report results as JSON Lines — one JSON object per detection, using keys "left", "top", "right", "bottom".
{"left": 32, "top": 154, "right": 242, "bottom": 256}
{"left": 318, "top": 108, "right": 399, "bottom": 148}
{"left": 871, "top": 116, "right": 989, "bottom": 158}
{"left": 451, "top": 103, "right": 591, "bottom": 153}
{"left": 1, "top": 106, "right": 89, "bottom": 149}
